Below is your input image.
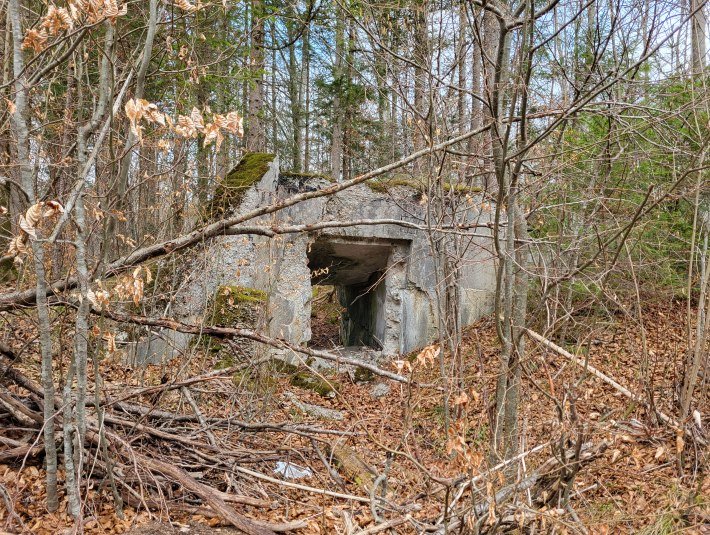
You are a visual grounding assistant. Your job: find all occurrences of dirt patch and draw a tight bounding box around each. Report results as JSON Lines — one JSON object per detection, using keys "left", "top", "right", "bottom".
{"left": 126, "top": 522, "right": 243, "bottom": 534}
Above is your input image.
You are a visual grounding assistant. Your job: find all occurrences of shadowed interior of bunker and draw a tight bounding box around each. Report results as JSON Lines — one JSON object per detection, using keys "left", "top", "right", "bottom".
{"left": 307, "top": 237, "right": 403, "bottom": 350}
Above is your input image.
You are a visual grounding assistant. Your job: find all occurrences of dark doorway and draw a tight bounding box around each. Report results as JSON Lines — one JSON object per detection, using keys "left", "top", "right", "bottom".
{"left": 308, "top": 238, "right": 393, "bottom": 350}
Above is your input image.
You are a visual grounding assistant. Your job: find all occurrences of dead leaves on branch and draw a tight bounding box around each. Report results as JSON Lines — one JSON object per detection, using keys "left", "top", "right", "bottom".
{"left": 125, "top": 98, "right": 166, "bottom": 143}
{"left": 21, "top": 29, "right": 48, "bottom": 53}
{"left": 42, "top": 5, "right": 74, "bottom": 33}
{"left": 4, "top": 201, "right": 64, "bottom": 264}
{"left": 22, "top": 0, "right": 126, "bottom": 54}
{"left": 125, "top": 100, "right": 243, "bottom": 150}
{"left": 174, "top": 0, "right": 201, "bottom": 13}
{"left": 113, "top": 266, "right": 152, "bottom": 306}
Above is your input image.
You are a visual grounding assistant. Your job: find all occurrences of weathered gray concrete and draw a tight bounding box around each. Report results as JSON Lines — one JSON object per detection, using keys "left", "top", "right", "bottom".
{"left": 155, "top": 154, "right": 497, "bottom": 361}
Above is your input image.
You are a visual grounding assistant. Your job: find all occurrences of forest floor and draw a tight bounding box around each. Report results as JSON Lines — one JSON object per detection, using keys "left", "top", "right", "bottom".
{"left": 0, "top": 299, "right": 707, "bottom": 534}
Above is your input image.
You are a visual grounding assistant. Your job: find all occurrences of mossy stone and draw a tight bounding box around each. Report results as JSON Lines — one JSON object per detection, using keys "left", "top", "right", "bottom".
{"left": 279, "top": 170, "right": 335, "bottom": 183}
{"left": 209, "top": 285, "right": 266, "bottom": 326}
{"left": 353, "top": 366, "right": 375, "bottom": 383}
{"left": 201, "top": 285, "right": 267, "bottom": 352}
{"left": 366, "top": 176, "right": 422, "bottom": 193}
{"left": 204, "top": 152, "right": 275, "bottom": 220}
{"left": 290, "top": 372, "right": 340, "bottom": 398}
{"left": 232, "top": 368, "right": 279, "bottom": 391}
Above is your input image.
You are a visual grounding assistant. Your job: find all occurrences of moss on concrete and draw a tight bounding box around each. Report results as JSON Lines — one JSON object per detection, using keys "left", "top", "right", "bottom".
{"left": 443, "top": 182, "right": 483, "bottom": 195}
{"left": 204, "top": 152, "right": 275, "bottom": 220}
{"left": 209, "top": 285, "right": 267, "bottom": 326}
{"left": 232, "top": 368, "right": 279, "bottom": 392}
{"left": 267, "top": 358, "right": 340, "bottom": 397}
{"left": 239, "top": 358, "right": 342, "bottom": 398}
{"left": 353, "top": 367, "right": 375, "bottom": 383}
{"left": 279, "top": 170, "right": 335, "bottom": 183}
{"left": 201, "top": 285, "right": 267, "bottom": 352}
{"left": 366, "top": 174, "right": 482, "bottom": 196}
{"left": 366, "top": 176, "right": 422, "bottom": 193}
{"left": 290, "top": 372, "right": 340, "bottom": 397}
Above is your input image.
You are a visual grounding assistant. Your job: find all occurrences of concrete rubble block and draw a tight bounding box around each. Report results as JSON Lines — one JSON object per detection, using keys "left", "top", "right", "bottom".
{"left": 370, "top": 382, "right": 391, "bottom": 399}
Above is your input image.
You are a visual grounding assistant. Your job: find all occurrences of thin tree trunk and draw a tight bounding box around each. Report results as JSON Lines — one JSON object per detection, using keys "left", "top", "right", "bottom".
{"left": 302, "top": 22, "right": 310, "bottom": 173}
{"left": 8, "top": 0, "right": 59, "bottom": 510}
{"left": 68, "top": 21, "right": 116, "bottom": 519}
{"left": 247, "top": 0, "right": 266, "bottom": 152}
{"left": 457, "top": 0, "right": 467, "bottom": 170}
{"left": 412, "top": 0, "right": 429, "bottom": 176}
{"left": 287, "top": 18, "right": 302, "bottom": 173}
{"left": 690, "top": 0, "right": 707, "bottom": 73}
{"left": 270, "top": 20, "right": 277, "bottom": 153}
{"left": 330, "top": 9, "right": 344, "bottom": 181}
{"left": 109, "top": 0, "right": 158, "bottom": 259}
{"left": 342, "top": 20, "right": 355, "bottom": 180}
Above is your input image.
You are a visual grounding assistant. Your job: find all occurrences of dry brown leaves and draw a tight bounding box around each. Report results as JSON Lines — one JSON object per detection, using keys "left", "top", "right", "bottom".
{"left": 22, "top": 0, "right": 127, "bottom": 55}
{"left": 0, "top": 301, "right": 705, "bottom": 534}
{"left": 125, "top": 102, "right": 243, "bottom": 151}
{"left": 4, "top": 201, "right": 64, "bottom": 264}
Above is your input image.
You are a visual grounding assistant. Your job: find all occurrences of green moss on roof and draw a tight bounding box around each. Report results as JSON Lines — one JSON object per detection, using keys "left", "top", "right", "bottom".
{"left": 367, "top": 177, "right": 422, "bottom": 193}
{"left": 443, "top": 182, "right": 483, "bottom": 195}
{"left": 204, "top": 152, "right": 275, "bottom": 220}
{"left": 280, "top": 170, "right": 335, "bottom": 183}
{"left": 366, "top": 174, "right": 482, "bottom": 196}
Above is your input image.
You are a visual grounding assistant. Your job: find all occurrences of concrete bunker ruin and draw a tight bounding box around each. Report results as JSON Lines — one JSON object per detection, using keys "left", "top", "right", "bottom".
{"left": 141, "top": 153, "right": 497, "bottom": 364}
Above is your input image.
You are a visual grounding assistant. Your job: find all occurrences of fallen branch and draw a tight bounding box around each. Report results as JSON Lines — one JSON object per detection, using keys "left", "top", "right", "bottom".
{"left": 130, "top": 451, "right": 277, "bottom": 535}
{"left": 0, "top": 444, "right": 43, "bottom": 463}
{"left": 525, "top": 329, "right": 706, "bottom": 445}
{"left": 232, "top": 464, "right": 372, "bottom": 503}
{"left": 0, "top": 388, "right": 41, "bottom": 426}
{"left": 438, "top": 441, "right": 551, "bottom": 523}
{"left": 175, "top": 506, "right": 307, "bottom": 532}
{"left": 97, "top": 308, "right": 417, "bottom": 386}
{"left": 357, "top": 515, "right": 411, "bottom": 534}
{"left": 105, "top": 355, "right": 273, "bottom": 404}
{"left": 437, "top": 441, "right": 609, "bottom": 534}
{"left": 0, "top": 363, "right": 334, "bottom": 530}
{"left": 181, "top": 386, "right": 218, "bottom": 446}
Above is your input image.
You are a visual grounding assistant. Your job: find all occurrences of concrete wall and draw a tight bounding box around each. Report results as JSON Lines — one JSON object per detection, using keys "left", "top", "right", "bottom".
{"left": 167, "top": 155, "right": 497, "bottom": 359}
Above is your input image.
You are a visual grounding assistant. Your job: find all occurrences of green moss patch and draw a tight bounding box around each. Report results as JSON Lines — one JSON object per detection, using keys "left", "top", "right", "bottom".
{"left": 232, "top": 368, "right": 279, "bottom": 392}
{"left": 267, "top": 358, "right": 341, "bottom": 397}
{"left": 353, "top": 367, "right": 375, "bottom": 383}
{"left": 279, "top": 170, "right": 335, "bottom": 183}
{"left": 443, "top": 182, "right": 483, "bottom": 195}
{"left": 366, "top": 175, "right": 422, "bottom": 193}
{"left": 366, "top": 174, "right": 482, "bottom": 196}
{"left": 209, "top": 285, "right": 267, "bottom": 327}
{"left": 290, "top": 372, "right": 340, "bottom": 398}
{"left": 204, "top": 152, "right": 275, "bottom": 220}
{"left": 201, "top": 285, "right": 267, "bottom": 352}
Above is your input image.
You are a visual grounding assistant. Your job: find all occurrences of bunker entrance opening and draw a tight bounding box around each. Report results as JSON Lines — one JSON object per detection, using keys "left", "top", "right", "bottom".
{"left": 307, "top": 238, "right": 394, "bottom": 351}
